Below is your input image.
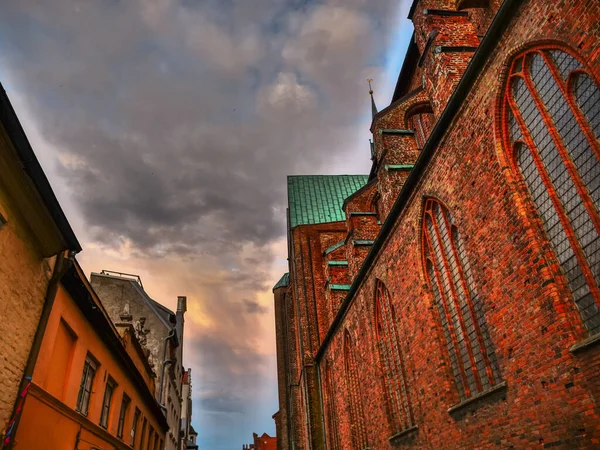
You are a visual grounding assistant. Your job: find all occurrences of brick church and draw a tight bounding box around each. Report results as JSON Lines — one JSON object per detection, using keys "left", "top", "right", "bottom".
{"left": 272, "top": 0, "right": 600, "bottom": 448}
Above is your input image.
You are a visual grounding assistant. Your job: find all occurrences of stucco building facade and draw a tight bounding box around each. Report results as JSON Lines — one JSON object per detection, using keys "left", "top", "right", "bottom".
{"left": 12, "top": 261, "right": 168, "bottom": 449}
{"left": 0, "top": 83, "right": 82, "bottom": 443}
{"left": 91, "top": 271, "right": 187, "bottom": 450}
{"left": 273, "top": 0, "right": 600, "bottom": 449}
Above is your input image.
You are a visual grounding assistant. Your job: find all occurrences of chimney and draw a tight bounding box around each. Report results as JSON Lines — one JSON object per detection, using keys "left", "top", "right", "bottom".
{"left": 177, "top": 296, "right": 187, "bottom": 313}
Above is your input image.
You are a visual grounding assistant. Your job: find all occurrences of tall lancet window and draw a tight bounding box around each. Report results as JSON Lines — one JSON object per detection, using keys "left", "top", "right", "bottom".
{"left": 375, "top": 281, "right": 414, "bottom": 432}
{"left": 504, "top": 47, "right": 600, "bottom": 336}
{"left": 324, "top": 361, "right": 342, "bottom": 450}
{"left": 343, "top": 330, "right": 368, "bottom": 450}
{"left": 422, "top": 199, "right": 501, "bottom": 400}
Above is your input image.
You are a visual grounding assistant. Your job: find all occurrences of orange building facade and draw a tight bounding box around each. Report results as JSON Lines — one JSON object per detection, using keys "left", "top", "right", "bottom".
{"left": 0, "top": 82, "right": 81, "bottom": 434}
{"left": 13, "top": 261, "right": 168, "bottom": 450}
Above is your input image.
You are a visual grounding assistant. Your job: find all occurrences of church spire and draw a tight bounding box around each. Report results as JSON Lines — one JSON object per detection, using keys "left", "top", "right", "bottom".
{"left": 368, "top": 79, "right": 378, "bottom": 119}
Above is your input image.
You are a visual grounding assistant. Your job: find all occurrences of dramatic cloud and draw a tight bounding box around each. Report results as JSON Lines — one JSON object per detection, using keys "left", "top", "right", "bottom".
{"left": 0, "top": 0, "right": 409, "bottom": 448}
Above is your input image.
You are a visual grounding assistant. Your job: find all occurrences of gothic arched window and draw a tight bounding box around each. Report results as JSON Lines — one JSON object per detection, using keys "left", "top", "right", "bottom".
{"left": 422, "top": 199, "right": 501, "bottom": 400}
{"left": 343, "top": 330, "right": 368, "bottom": 449}
{"left": 407, "top": 104, "right": 435, "bottom": 150}
{"left": 324, "top": 361, "right": 341, "bottom": 450}
{"left": 503, "top": 46, "right": 600, "bottom": 336}
{"left": 375, "top": 280, "right": 414, "bottom": 432}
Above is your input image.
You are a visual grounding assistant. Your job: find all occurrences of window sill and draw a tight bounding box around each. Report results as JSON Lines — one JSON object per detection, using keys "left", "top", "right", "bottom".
{"left": 448, "top": 381, "right": 507, "bottom": 415}
{"left": 389, "top": 425, "right": 418, "bottom": 446}
{"left": 570, "top": 333, "right": 600, "bottom": 353}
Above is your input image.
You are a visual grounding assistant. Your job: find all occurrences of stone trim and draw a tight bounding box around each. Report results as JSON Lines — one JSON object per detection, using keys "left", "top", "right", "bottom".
{"left": 385, "top": 164, "right": 415, "bottom": 171}
{"left": 378, "top": 129, "right": 415, "bottom": 135}
{"left": 329, "top": 284, "right": 351, "bottom": 291}
{"left": 447, "top": 381, "right": 508, "bottom": 415}
{"left": 353, "top": 240, "right": 375, "bottom": 246}
{"left": 389, "top": 425, "right": 419, "bottom": 446}
{"left": 570, "top": 333, "right": 600, "bottom": 353}
{"left": 423, "top": 9, "right": 469, "bottom": 17}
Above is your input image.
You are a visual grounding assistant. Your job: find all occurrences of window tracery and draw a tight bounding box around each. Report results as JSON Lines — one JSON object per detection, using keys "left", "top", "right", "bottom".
{"left": 504, "top": 46, "right": 600, "bottom": 336}
{"left": 375, "top": 280, "right": 414, "bottom": 432}
{"left": 422, "top": 199, "right": 501, "bottom": 399}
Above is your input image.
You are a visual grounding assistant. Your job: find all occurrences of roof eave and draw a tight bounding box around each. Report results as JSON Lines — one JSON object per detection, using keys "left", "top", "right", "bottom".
{"left": 0, "top": 83, "right": 81, "bottom": 253}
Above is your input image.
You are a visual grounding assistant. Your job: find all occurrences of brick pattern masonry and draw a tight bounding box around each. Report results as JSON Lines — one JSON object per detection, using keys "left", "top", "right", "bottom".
{"left": 273, "top": 0, "right": 600, "bottom": 449}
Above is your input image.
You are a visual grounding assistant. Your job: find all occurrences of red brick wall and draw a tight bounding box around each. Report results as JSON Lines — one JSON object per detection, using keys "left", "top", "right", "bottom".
{"left": 273, "top": 287, "right": 290, "bottom": 450}
{"left": 318, "top": 1, "right": 600, "bottom": 449}
{"left": 277, "top": 0, "right": 600, "bottom": 449}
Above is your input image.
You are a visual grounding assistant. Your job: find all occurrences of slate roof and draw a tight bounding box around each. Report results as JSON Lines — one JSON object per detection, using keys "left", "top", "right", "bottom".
{"left": 273, "top": 273, "right": 290, "bottom": 291}
{"left": 288, "top": 175, "right": 369, "bottom": 228}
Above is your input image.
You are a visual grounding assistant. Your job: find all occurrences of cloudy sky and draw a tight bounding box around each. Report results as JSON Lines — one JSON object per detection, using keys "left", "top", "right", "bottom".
{"left": 0, "top": 0, "right": 412, "bottom": 448}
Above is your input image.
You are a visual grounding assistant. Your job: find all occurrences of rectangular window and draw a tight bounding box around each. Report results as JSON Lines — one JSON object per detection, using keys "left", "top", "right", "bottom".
{"left": 75, "top": 355, "right": 97, "bottom": 416}
{"left": 131, "top": 408, "right": 141, "bottom": 447}
{"left": 99, "top": 377, "right": 116, "bottom": 429}
{"left": 117, "top": 394, "right": 130, "bottom": 439}
{"left": 147, "top": 426, "right": 154, "bottom": 450}
{"left": 140, "top": 418, "right": 147, "bottom": 450}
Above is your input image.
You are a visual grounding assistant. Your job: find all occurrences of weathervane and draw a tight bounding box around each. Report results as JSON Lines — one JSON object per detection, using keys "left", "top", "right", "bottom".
{"left": 368, "top": 79, "right": 378, "bottom": 118}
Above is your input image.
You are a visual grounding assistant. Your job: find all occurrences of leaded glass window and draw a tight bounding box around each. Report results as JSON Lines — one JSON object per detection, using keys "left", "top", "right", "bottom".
{"left": 504, "top": 47, "right": 600, "bottom": 336}
{"left": 422, "top": 199, "right": 501, "bottom": 400}
{"left": 375, "top": 281, "right": 414, "bottom": 432}
{"left": 344, "top": 331, "right": 368, "bottom": 449}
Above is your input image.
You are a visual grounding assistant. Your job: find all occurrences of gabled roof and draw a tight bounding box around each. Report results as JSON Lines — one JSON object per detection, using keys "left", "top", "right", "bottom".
{"left": 92, "top": 271, "right": 176, "bottom": 334}
{"left": 273, "top": 273, "right": 290, "bottom": 291}
{"left": 288, "top": 175, "right": 369, "bottom": 228}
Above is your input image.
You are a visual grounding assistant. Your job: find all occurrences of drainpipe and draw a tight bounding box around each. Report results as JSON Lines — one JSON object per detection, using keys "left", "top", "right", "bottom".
{"left": 159, "top": 360, "right": 174, "bottom": 409}
{"left": 73, "top": 428, "right": 81, "bottom": 450}
{"left": 158, "top": 329, "right": 176, "bottom": 407}
{"left": 3, "top": 249, "right": 76, "bottom": 449}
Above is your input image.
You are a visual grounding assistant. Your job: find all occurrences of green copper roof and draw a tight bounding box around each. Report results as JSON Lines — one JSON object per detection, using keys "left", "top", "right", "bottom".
{"left": 273, "top": 273, "right": 289, "bottom": 291}
{"left": 288, "top": 175, "right": 369, "bottom": 228}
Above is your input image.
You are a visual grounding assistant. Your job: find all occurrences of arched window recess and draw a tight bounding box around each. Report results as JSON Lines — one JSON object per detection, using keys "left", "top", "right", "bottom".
{"left": 422, "top": 198, "right": 501, "bottom": 401}
{"left": 503, "top": 45, "right": 600, "bottom": 336}
{"left": 406, "top": 103, "right": 436, "bottom": 151}
{"left": 374, "top": 280, "right": 415, "bottom": 434}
